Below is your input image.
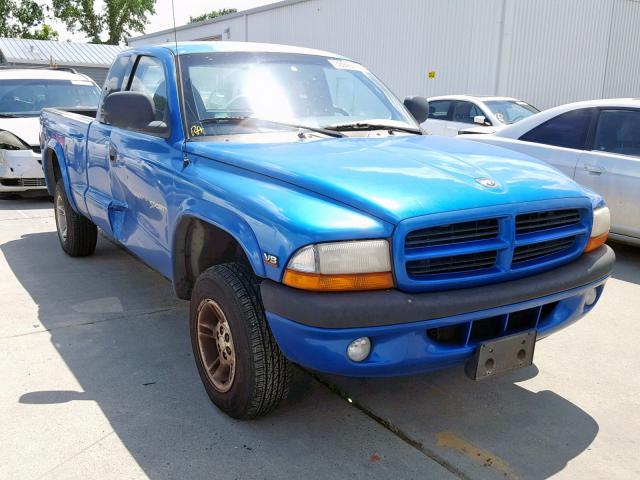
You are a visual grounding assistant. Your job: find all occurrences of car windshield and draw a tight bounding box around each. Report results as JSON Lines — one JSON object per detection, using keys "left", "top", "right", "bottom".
{"left": 484, "top": 100, "right": 539, "bottom": 124}
{"left": 0, "top": 78, "right": 101, "bottom": 117}
{"left": 179, "top": 52, "right": 417, "bottom": 137}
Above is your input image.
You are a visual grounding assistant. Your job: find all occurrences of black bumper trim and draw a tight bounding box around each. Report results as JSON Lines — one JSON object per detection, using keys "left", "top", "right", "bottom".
{"left": 260, "top": 245, "right": 615, "bottom": 329}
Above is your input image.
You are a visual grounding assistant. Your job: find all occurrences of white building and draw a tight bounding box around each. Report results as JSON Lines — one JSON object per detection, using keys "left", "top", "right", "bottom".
{"left": 128, "top": 0, "right": 640, "bottom": 110}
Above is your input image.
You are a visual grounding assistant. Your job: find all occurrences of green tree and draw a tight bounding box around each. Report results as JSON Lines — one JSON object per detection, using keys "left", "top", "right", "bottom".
{"left": 188, "top": 8, "right": 237, "bottom": 24}
{"left": 0, "top": 0, "right": 58, "bottom": 40}
{"left": 52, "top": 0, "right": 156, "bottom": 45}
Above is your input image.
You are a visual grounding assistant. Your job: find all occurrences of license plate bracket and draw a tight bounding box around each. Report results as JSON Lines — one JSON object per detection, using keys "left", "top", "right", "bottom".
{"left": 465, "top": 330, "right": 536, "bottom": 381}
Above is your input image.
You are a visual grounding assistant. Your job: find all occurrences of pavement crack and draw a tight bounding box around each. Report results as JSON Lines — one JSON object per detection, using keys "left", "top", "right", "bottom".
{"left": 307, "top": 371, "right": 472, "bottom": 480}
{"left": 0, "top": 306, "right": 184, "bottom": 340}
{"left": 34, "top": 430, "right": 115, "bottom": 480}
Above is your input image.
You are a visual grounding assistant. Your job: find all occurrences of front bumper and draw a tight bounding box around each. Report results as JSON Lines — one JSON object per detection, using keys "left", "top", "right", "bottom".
{"left": 0, "top": 149, "right": 46, "bottom": 192}
{"left": 262, "top": 245, "right": 614, "bottom": 377}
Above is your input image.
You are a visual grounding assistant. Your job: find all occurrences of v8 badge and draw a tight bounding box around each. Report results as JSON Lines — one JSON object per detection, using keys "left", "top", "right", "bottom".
{"left": 263, "top": 252, "right": 279, "bottom": 267}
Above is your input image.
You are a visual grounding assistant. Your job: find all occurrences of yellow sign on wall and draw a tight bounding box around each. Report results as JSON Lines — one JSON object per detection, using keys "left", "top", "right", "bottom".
{"left": 428, "top": 71, "right": 437, "bottom": 79}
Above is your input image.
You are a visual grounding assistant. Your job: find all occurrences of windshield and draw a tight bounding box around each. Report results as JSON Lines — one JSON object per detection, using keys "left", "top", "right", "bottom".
{"left": 484, "top": 100, "right": 539, "bottom": 125}
{"left": 0, "top": 79, "right": 101, "bottom": 117}
{"left": 179, "top": 52, "right": 417, "bottom": 137}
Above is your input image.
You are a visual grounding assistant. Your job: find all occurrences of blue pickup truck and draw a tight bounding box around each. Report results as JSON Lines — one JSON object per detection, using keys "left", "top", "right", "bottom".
{"left": 41, "top": 42, "right": 614, "bottom": 419}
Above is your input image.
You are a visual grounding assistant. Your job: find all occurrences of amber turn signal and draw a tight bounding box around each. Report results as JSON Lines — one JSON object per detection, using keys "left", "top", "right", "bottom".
{"left": 282, "top": 270, "right": 394, "bottom": 292}
{"left": 584, "top": 232, "right": 608, "bottom": 253}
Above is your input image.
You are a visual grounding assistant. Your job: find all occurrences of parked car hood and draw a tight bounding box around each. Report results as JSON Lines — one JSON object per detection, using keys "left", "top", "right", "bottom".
{"left": 0, "top": 116, "right": 39, "bottom": 146}
{"left": 188, "top": 135, "right": 587, "bottom": 224}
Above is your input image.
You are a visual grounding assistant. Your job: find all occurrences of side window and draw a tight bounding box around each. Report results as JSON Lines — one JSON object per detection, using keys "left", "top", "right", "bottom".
{"left": 98, "top": 54, "right": 131, "bottom": 122}
{"left": 593, "top": 109, "right": 640, "bottom": 157}
{"left": 520, "top": 108, "right": 594, "bottom": 150}
{"left": 452, "top": 101, "right": 483, "bottom": 124}
{"left": 128, "top": 56, "right": 169, "bottom": 123}
{"left": 428, "top": 100, "right": 451, "bottom": 120}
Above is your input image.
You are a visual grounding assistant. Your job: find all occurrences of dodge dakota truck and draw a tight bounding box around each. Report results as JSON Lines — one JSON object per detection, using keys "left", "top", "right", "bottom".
{"left": 40, "top": 42, "right": 614, "bottom": 419}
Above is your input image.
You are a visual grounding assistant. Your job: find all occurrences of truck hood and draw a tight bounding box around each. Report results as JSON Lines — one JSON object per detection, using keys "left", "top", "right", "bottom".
{"left": 0, "top": 117, "right": 39, "bottom": 146}
{"left": 188, "top": 135, "right": 587, "bottom": 224}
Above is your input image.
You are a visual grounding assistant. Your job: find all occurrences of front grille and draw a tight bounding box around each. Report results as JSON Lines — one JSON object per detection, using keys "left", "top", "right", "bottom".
{"left": 513, "top": 237, "right": 576, "bottom": 263}
{"left": 516, "top": 209, "right": 580, "bottom": 235}
{"left": 0, "top": 178, "right": 46, "bottom": 187}
{"left": 399, "top": 205, "right": 589, "bottom": 290}
{"left": 407, "top": 251, "right": 497, "bottom": 277}
{"left": 405, "top": 219, "right": 498, "bottom": 249}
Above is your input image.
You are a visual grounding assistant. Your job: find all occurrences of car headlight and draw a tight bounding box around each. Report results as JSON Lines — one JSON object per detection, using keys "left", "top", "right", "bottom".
{"left": 584, "top": 206, "right": 610, "bottom": 253}
{"left": 283, "top": 239, "right": 394, "bottom": 291}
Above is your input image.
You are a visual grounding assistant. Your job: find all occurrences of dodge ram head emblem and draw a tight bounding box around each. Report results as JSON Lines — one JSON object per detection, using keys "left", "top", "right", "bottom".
{"left": 476, "top": 177, "right": 499, "bottom": 188}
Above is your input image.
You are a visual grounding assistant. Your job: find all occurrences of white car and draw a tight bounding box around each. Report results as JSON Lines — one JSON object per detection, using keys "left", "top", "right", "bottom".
{"left": 421, "top": 95, "right": 539, "bottom": 137}
{"left": 0, "top": 69, "right": 101, "bottom": 195}
{"left": 469, "top": 98, "right": 640, "bottom": 246}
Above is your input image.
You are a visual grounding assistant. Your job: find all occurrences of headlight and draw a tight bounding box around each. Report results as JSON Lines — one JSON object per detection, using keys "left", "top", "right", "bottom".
{"left": 584, "top": 206, "right": 610, "bottom": 253}
{"left": 283, "top": 239, "right": 393, "bottom": 291}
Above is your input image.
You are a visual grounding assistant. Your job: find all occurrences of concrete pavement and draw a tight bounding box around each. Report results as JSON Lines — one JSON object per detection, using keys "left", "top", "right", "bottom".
{"left": 1, "top": 198, "right": 639, "bottom": 479}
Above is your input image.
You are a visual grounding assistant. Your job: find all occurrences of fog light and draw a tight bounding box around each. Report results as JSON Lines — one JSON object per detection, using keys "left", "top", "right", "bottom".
{"left": 584, "top": 288, "right": 598, "bottom": 307}
{"left": 347, "top": 337, "right": 371, "bottom": 362}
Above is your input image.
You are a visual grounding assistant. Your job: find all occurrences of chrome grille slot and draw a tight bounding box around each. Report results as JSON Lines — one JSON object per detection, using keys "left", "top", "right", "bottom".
{"left": 516, "top": 209, "right": 580, "bottom": 235}
{"left": 20, "top": 178, "right": 46, "bottom": 187}
{"left": 405, "top": 218, "right": 498, "bottom": 249}
{"left": 513, "top": 237, "right": 576, "bottom": 263}
{"left": 407, "top": 251, "right": 497, "bottom": 277}
{"left": 1, "top": 178, "right": 46, "bottom": 187}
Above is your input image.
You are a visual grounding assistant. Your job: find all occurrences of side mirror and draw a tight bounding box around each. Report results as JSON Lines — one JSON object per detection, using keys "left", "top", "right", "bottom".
{"left": 103, "top": 91, "right": 168, "bottom": 135}
{"left": 404, "top": 96, "right": 429, "bottom": 123}
{"left": 474, "top": 115, "right": 490, "bottom": 126}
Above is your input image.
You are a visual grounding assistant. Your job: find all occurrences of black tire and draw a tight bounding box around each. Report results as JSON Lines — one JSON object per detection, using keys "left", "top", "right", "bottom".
{"left": 190, "top": 263, "right": 292, "bottom": 419}
{"left": 54, "top": 179, "right": 97, "bottom": 257}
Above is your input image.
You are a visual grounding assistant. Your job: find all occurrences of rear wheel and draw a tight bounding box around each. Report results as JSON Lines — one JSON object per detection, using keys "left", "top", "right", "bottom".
{"left": 54, "top": 180, "right": 97, "bottom": 257}
{"left": 190, "top": 263, "right": 292, "bottom": 419}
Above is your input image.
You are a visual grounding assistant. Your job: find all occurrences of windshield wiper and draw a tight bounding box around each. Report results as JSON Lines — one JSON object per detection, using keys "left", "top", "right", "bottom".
{"left": 198, "top": 117, "right": 345, "bottom": 138}
{"left": 324, "top": 122, "right": 422, "bottom": 135}
{"left": 0, "top": 113, "right": 19, "bottom": 118}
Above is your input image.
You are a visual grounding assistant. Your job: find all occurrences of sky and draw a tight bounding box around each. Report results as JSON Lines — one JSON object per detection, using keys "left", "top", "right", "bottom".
{"left": 55, "top": 0, "right": 274, "bottom": 41}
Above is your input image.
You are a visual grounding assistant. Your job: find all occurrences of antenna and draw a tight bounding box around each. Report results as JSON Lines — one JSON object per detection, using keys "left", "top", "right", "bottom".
{"left": 171, "top": 0, "right": 190, "bottom": 167}
{"left": 170, "top": 0, "right": 179, "bottom": 51}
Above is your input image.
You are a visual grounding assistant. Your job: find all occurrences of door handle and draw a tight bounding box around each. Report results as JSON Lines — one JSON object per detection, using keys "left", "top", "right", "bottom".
{"left": 108, "top": 143, "right": 118, "bottom": 164}
{"left": 583, "top": 164, "right": 604, "bottom": 175}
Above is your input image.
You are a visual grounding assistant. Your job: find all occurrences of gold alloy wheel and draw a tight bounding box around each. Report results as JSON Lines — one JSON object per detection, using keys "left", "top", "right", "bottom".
{"left": 196, "top": 299, "right": 236, "bottom": 393}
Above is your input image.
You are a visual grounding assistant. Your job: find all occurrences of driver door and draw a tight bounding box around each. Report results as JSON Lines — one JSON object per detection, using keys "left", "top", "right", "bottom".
{"left": 107, "top": 55, "right": 179, "bottom": 275}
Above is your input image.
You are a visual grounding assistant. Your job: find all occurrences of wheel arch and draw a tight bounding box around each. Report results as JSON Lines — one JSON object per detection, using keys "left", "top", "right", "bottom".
{"left": 43, "top": 141, "right": 78, "bottom": 212}
{"left": 172, "top": 211, "right": 266, "bottom": 300}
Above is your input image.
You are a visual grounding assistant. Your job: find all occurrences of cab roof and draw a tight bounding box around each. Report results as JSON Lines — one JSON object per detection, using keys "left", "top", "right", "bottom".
{"left": 147, "top": 41, "right": 349, "bottom": 60}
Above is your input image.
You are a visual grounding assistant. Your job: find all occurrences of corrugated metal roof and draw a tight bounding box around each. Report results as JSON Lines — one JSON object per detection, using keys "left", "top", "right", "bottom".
{"left": 0, "top": 38, "right": 127, "bottom": 68}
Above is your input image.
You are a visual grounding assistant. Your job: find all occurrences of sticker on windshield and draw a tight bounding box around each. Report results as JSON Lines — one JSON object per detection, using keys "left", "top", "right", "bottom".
{"left": 71, "top": 80, "right": 94, "bottom": 86}
{"left": 190, "top": 125, "right": 205, "bottom": 136}
{"left": 328, "top": 59, "right": 368, "bottom": 72}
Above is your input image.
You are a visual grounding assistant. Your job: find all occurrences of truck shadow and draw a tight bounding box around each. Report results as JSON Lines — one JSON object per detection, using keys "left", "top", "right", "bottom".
{"left": 2, "top": 227, "right": 599, "bottom": 479}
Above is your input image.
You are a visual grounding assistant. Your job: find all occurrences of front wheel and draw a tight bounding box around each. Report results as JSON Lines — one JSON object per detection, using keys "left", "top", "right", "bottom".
{"left": 190, "top": 263, "right": 292, "bottom": 419}
{"left": 54, "top": 180, "right": 97, "bottom": 257}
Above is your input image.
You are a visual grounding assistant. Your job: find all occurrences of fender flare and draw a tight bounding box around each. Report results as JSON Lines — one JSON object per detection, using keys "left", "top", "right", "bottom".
{"left": 43, "top": 140, "right": 79, "bottom": 213}
{"left": 171, "top": 205, "right": 267, "bottom": 299}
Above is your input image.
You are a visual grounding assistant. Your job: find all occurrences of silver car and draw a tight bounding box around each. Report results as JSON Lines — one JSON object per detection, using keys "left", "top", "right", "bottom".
{"left": 469, "top": 98, "right": 640, "bottom": 246}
